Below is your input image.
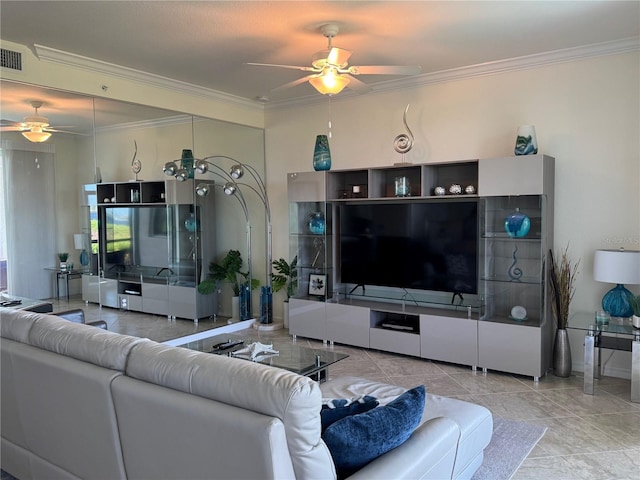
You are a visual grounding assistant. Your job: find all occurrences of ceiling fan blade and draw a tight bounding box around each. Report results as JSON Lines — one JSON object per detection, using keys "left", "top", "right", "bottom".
{"left": 246, "top": 62, "right": 319, "bottom": 73}
{"left": 46, "top": 128, "right": 89, "bottom": 135}
{"left": 343, "top": 74, "right": 372, "bottom": 93}
{"left": 346, "top": 65, "right": 422, "bottom": 76}
{"left": 0, "top": 125, "right": 22, "bottom": 132}
{"left": 271, "top": 74, "right": 319, "bottom": 92}
{"left": 327, "top": 47, "right": 351, "bottom": 67}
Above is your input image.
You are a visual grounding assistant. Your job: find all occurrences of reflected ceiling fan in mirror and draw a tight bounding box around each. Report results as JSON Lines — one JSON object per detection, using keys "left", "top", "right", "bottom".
{"left": 248, "top": 23, "right": 422, "bottom": 95}
{"left": 0, "top": 100, "right": 82, "bottom": 142}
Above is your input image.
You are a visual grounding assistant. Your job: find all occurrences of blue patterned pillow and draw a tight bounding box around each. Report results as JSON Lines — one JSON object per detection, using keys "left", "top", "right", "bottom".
{"left": 321, "top": 396, "right": 379, "bottom": 432}
{"left": 322, "top": 385, "right": 426, "bottom": 478}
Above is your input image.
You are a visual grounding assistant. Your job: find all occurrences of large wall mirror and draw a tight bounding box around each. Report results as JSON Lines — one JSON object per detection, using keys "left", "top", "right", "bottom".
{"left": 1, "top": 79, "right": 265, "bottom": 318}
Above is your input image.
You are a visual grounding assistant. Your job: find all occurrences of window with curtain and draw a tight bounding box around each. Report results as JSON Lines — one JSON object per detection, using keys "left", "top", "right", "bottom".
{"left": 1, "top": 140, "right": 57, "bottom": 299}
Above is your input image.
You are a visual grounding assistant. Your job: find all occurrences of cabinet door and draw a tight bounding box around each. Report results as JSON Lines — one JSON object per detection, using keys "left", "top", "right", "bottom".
{"left": 478, "top": 320, "right": 545, "bottom": 377}
{"left": 370, "top": 328, "right": 421, "bottom": 356}
{"left": 288, "top": 172, "right": 326, "bottom": 202}
{"left": 82, "top": 274, "right": 100, "bottom": 304}
{"left": 420, "top": 314, "right": 477, "bottom": 366}
{"left": 289, "top": 298, "right": 326, "bottom": 340}
{"left": 168, "top": 285, "right": 196, "bottom": 319}
{"left": 99, "top": 279, "right": 118, "bottom": 308}
{"left": 142, "top": 283, "right": 169, "bottom": 316}
{"left": 326, "top": 303, "right": 369, "bottom": 348}
{"left": 478, "top": 155, "right": 553, "bottom": 196}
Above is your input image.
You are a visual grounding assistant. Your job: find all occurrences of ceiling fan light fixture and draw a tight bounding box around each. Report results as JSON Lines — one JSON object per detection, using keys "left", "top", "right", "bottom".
{"left": 22, "top": 127, "right": 52, "bottom": 143}
{"left": 309, "top": 68, "right": 350, "bottom": 95}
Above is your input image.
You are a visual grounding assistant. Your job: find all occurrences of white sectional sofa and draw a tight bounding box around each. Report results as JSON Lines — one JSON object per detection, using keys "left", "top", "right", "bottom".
{"left": 1, "top": 308, "right": 492, "bottom": 479}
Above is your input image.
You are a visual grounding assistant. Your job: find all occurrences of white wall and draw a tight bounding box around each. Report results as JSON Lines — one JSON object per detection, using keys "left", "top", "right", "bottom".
{"left": 265, "top": 51, "right": 640, "bottom": 375}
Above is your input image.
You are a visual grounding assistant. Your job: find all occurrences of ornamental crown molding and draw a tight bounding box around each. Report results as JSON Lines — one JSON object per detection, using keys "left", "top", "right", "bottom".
{"left": 33, "top": 44, "right": 263, "bottom": 111}
{"left": 33, "top": 37, "right": 639, "bottom": 112}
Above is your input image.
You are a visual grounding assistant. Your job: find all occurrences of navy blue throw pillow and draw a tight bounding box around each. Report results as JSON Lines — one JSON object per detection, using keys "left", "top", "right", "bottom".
{"left": 321, "top": 396, "right": 379, "bottom": 432}
{"left": 322, "top": 385, "right": 426, "bottom": 478}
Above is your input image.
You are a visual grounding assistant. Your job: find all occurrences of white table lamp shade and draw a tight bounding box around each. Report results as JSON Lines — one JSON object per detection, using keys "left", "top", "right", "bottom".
{"left": 593, "top": 249, "right": 640, "bottom": 285}
{"left": 73, "top": 234, "right": 86, "bottom": 251}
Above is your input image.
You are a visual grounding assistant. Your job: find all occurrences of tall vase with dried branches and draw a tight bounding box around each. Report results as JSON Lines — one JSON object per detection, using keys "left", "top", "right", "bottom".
{"left": 549, "top": 245, "right": 580, "bottom": 377}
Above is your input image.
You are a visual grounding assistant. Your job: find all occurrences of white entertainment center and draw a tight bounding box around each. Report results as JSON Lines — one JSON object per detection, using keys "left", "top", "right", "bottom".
{"left": 81, "top": 179, "right": 217, "bottom": 323}
{"left": 288, "top": 154, "right": 554, "bottom": 380}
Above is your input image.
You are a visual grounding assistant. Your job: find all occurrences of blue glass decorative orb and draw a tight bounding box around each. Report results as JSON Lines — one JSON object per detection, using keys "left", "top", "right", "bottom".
{"left": 504, "top": 209, "right": 531, "bottom": 238}
{"left": 184, "top": 213, "right": 198, "bottom": 232}
{"left": 313, "top": 135, "right": 332, "bottom": 171}
{"left": 308, "top": 212, "right": 325, "bottom": 235}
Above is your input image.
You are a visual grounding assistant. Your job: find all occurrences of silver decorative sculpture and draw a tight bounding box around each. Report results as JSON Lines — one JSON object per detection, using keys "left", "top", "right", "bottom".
{"left": 131, "top": 140, "right": 142, "bottom": 180}
{"left": 393, "top": 104, "right": 414, "bottom": 163}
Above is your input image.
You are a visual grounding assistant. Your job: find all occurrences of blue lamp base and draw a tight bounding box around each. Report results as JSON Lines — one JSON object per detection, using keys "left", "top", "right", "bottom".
{"left": 602, "top": 284, "right": 634, "bottom": 318}
{"left": 79, "top": 249, "right": 89, "bottom": 266}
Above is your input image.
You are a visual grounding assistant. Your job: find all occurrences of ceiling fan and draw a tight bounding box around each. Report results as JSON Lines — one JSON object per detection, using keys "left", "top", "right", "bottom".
{"left": 248, "top": 23, "right": 422, "bottom": 95}
{"left": 0, "top": 101, "right": 80, "bottom": 142}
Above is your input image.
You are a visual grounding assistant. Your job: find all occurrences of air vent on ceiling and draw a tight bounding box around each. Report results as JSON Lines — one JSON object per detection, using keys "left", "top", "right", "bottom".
{"left": 1, "top": 49, "right": 23, "bottom": 71}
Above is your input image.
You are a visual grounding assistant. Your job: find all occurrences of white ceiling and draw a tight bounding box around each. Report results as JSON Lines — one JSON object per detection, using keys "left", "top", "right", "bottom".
{"left": 1, "top": 1, "right": 639, "bottom": 129}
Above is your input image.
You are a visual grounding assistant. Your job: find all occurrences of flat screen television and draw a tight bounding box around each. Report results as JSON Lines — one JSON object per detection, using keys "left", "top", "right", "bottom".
{"left": 339, "top": 200, "right": 478, "bottom": 294}
{"left": 102, "top": 206, "right": 170, "bottom": 270}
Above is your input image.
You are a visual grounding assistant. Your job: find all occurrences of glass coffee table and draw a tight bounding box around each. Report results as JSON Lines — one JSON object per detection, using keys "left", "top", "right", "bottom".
{"left": 568, "top": 312, "right": 639, "bottom": 403}
{"left": 177, "top": 333, "right": 348, "bottom": 382}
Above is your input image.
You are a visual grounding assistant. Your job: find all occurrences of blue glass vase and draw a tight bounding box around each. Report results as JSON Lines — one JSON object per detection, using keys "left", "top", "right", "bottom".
{"left": 181, "top": 149, "right": 194, "bottom": 179}
{"left": 504, "top": 209, "right": 531, "bottom": 238}
{"left": 260, "top": 286, "right": 273, "bottom": 324}
{"left": 239, "top": 284, "right": 251, "bottom": 321}
{"left": 308, "top": 212, "right": 325, "bottom": 235}
{"left": 313, "top": 135, "right": 331, "bottom": 171}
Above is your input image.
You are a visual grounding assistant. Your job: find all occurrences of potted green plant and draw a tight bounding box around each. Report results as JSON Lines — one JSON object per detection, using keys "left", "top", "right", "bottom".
{"left": 58, "top": 252, "right": 69, "bottom": 271}
{"left": 549, "top": 245, "right": 580, "bottom": 377}
{"left": 198, "top": 250, "right": 259, "bottom": 320}
{"left": 272, "top": 256, "right": 298, "bottom": 299}
{"left": 272, "top": 256, "right": 298, "bottom": 328}
{"left": 630, "top": 294, "right": 640, "bottom": 329}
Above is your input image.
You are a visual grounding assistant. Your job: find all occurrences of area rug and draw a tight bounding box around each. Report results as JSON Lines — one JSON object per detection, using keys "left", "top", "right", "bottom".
{"left": 471, "top": 417, "right": 547, "bottom": 480}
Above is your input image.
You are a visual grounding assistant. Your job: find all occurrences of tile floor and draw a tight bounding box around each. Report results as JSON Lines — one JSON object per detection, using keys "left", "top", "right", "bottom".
{"left": 39, "top": 298, "right": 640, "bottom": 478}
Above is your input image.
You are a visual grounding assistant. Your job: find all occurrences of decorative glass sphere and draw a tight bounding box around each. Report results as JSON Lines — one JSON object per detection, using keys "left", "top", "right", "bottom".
{"left": 184, "top": 213, "right": 198, "bottom": 232}
{"left": 504, "top": 209, "right": 531, "bottom": 238}
{"left": 308, "top": 212, "right": 325, "bottom": 235}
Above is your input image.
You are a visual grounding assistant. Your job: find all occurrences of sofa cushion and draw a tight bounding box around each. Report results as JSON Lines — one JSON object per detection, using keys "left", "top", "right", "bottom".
{"left": 28, "top": 315, "right": 148, "bottom": 371}
{"left": 322, "top": 385, "right": 425, "bottom": 478}
{"left": 0, "top": 308, "right": 40, "bottom": 342}
{"left": 321, "top": 395, "right": 378, "bottom": 431}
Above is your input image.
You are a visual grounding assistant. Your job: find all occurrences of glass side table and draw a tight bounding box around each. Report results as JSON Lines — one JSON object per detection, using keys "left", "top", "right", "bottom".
{"left": 44, "top": 268, "right": 88, "bottom": 301}
{"left": 567, "top": 312, "right": 639, "bottom": 403}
